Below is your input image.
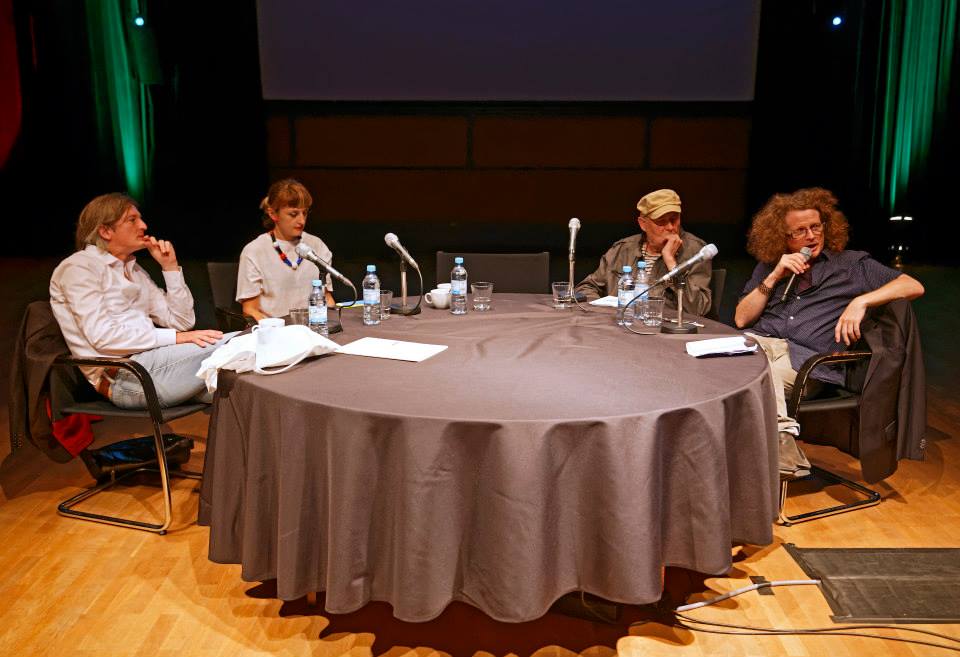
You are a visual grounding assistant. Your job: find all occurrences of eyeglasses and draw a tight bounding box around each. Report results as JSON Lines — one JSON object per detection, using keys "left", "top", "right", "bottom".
{"left": 786, "top": 223, "right": 824, "bottom": 240}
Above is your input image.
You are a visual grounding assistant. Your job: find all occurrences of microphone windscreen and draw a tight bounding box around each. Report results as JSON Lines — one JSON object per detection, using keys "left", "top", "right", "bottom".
{"left": 295, "top": 242, "right": 314, "bottom": 258}
{"left": 568, "top": 217, "right": 581, "bottom": 229}
{"left": 800, "top": 246, "right": 813, "bottom": 259}
{"left": 384, "top": 232, "right": 399, "bottom": 246}
{"left": 701, "top": 244, "right": 719, "bottom": 259}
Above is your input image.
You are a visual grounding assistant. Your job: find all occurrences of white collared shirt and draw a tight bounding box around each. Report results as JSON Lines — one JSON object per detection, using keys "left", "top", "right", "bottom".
{"left": 49, "top": 245, "right": 196, "bottom": 387}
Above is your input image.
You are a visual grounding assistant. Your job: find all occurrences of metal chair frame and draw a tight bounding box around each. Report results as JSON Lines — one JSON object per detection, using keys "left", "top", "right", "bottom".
{"left": 54, "top": 355, "right": 204, "bottom": 535}
{"left": 778, "top": 349, "right": 882, "bottom": 525}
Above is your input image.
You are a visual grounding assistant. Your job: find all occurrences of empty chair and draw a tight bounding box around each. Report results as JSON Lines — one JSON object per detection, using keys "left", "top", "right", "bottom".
{"left": 435, "top": 252, "right": 550, "bottom": 294}
{"left": 207, "top": 262, "right": 252, "bottom": 332}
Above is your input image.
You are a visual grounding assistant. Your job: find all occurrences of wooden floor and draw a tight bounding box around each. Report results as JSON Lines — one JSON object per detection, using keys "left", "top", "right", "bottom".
{"left": 1, "top": 260, "right": 959, "bottom": 656}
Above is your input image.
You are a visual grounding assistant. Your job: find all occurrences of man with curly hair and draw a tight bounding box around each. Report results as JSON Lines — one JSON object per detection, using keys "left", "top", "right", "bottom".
{"left": 735, "top": 187, "right": 924, "bottom": 477}
{"left": 575, "top": 189, "right": 712, "bottom": 315}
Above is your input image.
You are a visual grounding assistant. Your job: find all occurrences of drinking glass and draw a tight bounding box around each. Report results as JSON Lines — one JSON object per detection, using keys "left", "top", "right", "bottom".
{"left": 551, "top": 281, "right": 572, "bottom": 309}
{"left": 471, "top": 282, "right": 493, "bottom": 311}
{"left": 380, "top": 290, "right": 394, "bottom": 320}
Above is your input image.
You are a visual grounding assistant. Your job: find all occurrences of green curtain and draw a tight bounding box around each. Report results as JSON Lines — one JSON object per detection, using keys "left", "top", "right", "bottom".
{"left": 85, "top": 0, "right": 153, "bottom": 200}
{"left": 872, "top": 0, "right": 957, "bottom": 215}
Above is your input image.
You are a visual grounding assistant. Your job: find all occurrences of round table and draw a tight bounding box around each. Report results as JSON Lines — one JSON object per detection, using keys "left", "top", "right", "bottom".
{"left": 199, "top": 294, "right": 779, "bottom": 622}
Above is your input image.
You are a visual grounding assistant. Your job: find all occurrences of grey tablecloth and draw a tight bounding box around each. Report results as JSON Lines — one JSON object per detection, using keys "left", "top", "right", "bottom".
{"left": 199, "top": 294, "right": 779, "bottom": 622}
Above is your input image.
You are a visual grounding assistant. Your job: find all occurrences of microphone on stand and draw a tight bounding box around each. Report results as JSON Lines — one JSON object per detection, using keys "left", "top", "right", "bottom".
{"left": 567, "top": 217, "right": 581, "bottom": 260}
{"left": 295, "top": 243, "right": 353, "bottom": 286}
{"left": 640, "top": 243, "right": 718, "bottom": 336}
{"left": 383, "top": 232, "right": 423, "bottom": 316}
{"left": 567, "top": 217, "right": 581, "bottom": 296}
{"left": 780, "top": 246, "right": 813, "bottom": 302}
{"left": 384, "top": 233, "right": 420, "bottom": 270}
{"left": 649, "top": 243, "right": 719, "bottom": 288}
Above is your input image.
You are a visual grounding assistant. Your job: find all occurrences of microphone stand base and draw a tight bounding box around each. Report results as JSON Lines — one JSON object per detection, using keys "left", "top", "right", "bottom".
{"left": 391, "top": 303, "right": 422, "bottom": 316}
{"left": 660, "top": 323, "right": 699, "bottom": 335}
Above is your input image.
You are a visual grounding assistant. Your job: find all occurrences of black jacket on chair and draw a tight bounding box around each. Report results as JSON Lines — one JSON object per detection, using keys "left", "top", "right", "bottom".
{"left": 799, "top": 299, "right": 925, "bottom": 484}
{"left": 8, "top": 301, "right": 91, "bottom": 461}
{"left": 858, "top": 299, "right": 926, "bottom": 482}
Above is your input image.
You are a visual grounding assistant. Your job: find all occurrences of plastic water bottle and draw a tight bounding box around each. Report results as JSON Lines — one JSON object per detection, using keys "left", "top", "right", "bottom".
{"left": 634, "top": 261, "right": 650, "bottom": 325}
{"left": 451, "top": 256, "right": 467, "bottom": 315}
{"left": 308, "top": 279, "right": 328, "bottom": 336}
{"left": 617, "top": 265, "right": 635, "bottom": 326}
{"left": 362, "top": 264, "right": 380, "bottom": 326}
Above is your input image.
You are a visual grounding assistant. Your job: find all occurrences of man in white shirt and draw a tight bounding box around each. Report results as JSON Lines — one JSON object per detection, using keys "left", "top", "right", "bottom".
{"left": 50, "top": 193, "right": 227, "bottom": 409}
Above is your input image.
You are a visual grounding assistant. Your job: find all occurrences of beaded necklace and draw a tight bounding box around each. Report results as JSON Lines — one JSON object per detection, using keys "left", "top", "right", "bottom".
{"left": 271, "top": 231, "right": 302, "bottom": 269}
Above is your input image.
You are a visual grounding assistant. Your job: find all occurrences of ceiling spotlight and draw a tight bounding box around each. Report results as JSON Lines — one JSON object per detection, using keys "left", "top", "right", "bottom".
{"left": 831, "top": 16, "right": 843, "bottom": 27}
{"left": 133, "top": 15, "right": 145, "bottom": 27}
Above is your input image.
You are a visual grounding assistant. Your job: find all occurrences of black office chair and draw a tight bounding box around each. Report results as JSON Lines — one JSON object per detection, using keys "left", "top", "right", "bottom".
{"left": 207, "top": 262, "right": 253, "bottom": 332}
{"left": 435, "top": 251, "right": 550, "bottom": 293}
{"left": 778, "top": 300, "right": 924, "bottom": 525}
{"left": 707, "top": 267, "right": 727, "bottom": 321}
{"left": 14, "top": 301, "right": 205, "bottom": 534}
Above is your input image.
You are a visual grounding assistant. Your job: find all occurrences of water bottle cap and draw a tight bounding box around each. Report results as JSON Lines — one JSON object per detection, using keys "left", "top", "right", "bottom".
{"left": 311, "top": 279, "right": 323, "bottom": 286}
{"left": 622, "top": 265, "right": 632, "bottom": 273}
{"left": 366, "top": 265, "right": 376, "bottom": 272}
{"left": 454, "top": 257, "right": 464, "bottom": 264}
{"left": 636, "top": 261, "right": 646, "bottom": 269}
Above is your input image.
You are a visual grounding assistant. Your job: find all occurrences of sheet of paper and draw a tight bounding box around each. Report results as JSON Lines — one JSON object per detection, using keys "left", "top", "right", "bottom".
{"left": 685, "top": 336, "right": 758, "bottom": 358}
{"left": 337, "top": 337, "right": 448, "bottom": 362}
{"left": 588, "top": 295, "right": 619, "bottom": 307}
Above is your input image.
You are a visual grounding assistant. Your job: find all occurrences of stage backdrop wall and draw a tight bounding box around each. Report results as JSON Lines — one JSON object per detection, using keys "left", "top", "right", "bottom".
{"left": 262, "top": 102, "right": 752, "bottom": 264}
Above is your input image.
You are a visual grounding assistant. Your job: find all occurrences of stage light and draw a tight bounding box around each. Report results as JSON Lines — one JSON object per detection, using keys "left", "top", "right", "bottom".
{"left": 831, "top": 16, "right": 843, "bottom": 27}
{"left": 133, "top": 15, "right": 145, "bottom": 27}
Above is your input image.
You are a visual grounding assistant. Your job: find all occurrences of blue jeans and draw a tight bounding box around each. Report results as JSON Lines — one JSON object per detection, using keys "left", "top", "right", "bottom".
{"left": 110, "top": 333, "right": 237, "bottom": 410}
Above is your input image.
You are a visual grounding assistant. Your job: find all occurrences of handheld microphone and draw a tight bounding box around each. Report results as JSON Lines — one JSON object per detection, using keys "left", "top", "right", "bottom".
{"left": 384, "top": 232, "right": 420, "bottom": 270}
{"left": 294, "top": 243, "right": 352, "bottom": 286}
{"left": 650, "top": 243, "right": 718, "bottom": 288}
{"left": 780, "top": 246, "right": 813, "bottom": 302}
{"left": 568, "top": 217, "right": 581, "bottom": 261}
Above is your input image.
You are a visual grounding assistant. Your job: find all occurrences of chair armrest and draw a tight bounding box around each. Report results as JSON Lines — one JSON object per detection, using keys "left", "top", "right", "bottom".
{"left": 53, "top": 355, "right": 164, "bottom": 423}
{"left": 215, "top": 306, "right": 255, "bottom": 332}
{"left": 787, "top": 350, "right": 872, "bottom": 416}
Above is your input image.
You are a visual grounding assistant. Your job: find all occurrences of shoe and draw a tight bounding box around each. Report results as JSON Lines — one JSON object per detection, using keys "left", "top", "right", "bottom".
{"left": 778, "top": 431, "right": 811, "bottom": 480}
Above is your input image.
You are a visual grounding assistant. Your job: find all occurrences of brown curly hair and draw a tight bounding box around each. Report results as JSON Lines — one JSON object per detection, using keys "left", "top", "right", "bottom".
{"left": 260, "top": 179, "right": 313, "bottom": 230}
{"left": 746, "top": 187, "right": 850, "bottom": 264}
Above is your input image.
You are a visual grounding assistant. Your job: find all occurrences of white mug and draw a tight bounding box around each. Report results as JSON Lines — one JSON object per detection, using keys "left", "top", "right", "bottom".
{"left": 252, "top": 317, "right": 285, "bottom": 349}
{"left": 425, "top": 288, "right": 451, "bottom": 309}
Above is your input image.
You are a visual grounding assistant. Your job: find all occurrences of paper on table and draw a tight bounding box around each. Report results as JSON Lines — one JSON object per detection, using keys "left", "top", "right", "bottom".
{"left": 685, "top": 336, "right": 758, "bottom": 358}
{"left": 588, "top": 295, "right": 619, "bottom": 307}
{"left": 338, "top": 336, "right": 448, "bottom": 362}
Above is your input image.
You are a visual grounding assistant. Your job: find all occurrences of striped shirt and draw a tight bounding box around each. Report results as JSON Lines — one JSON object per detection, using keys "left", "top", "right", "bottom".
{"left": 741, "top": 249, "right": 901, "bottom": 384}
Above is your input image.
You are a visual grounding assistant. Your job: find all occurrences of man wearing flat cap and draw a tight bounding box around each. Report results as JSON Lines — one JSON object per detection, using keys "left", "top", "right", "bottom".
{"left": 575, "top": 188, "right": 712, "bottom": 315}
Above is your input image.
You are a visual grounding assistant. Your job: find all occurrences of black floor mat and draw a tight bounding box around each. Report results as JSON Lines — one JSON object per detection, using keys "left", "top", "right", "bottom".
{"left": 785, "top": 544, "right": 960, "bottom": 623}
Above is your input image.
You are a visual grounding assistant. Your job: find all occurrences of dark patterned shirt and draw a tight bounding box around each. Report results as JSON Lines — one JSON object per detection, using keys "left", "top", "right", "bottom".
{"left": 740, "top": 250, "right": 902, "bottom": 384}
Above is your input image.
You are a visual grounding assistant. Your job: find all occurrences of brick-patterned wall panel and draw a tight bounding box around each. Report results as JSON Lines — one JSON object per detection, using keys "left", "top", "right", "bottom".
{"left": 472, "top": 117, "right": 647, "bottom": 168}
{"left": 649, "top": 117, "right": 751, "bottom": 169}
{"left": 293, "top": 116, "right": 468, "bottom": 167}
{"left": 277, "top": 168, "right": 745, "bottom": 225}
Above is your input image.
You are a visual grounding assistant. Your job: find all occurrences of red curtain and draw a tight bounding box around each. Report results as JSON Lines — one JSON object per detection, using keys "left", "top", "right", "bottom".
{"left": 0, "top": 0, "right": 22, "bottom": 168}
